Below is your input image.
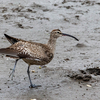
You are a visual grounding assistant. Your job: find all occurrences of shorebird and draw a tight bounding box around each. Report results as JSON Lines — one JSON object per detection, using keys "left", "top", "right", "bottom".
{"left": 0, "top": 29, "right": 79, "bottom": 88}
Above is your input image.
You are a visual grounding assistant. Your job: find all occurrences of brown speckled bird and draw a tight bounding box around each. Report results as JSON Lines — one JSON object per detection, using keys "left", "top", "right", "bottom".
{"left": 0, "top": 29, "right": 79, "bottom": 88}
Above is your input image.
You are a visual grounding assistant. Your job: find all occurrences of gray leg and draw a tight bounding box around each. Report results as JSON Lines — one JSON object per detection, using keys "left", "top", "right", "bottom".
{"left": 27, "top": 65, "right": 41, "bottom": 88}
{"left": 9, "top": 59, "right": 19, "bottom": 80}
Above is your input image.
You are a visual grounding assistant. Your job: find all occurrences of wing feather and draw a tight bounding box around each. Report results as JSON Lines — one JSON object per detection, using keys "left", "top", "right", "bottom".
{"left": 0, "top": 48, "right": 18, "bottom": 57}
{"left": 0, "top": 41, "right": 49, "bottom": 60}
{"left": 4, "top": 34, "right": 26, "bottom": 44}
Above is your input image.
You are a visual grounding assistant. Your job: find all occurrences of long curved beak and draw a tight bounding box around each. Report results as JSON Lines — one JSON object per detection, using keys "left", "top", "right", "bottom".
{"left": 62, "top": 33, "right": 79, "bottom": 41}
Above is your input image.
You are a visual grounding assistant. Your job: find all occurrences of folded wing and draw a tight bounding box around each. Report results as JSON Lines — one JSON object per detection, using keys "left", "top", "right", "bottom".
{"left": 0, "top": 41, "right": 48, "bottom": 60}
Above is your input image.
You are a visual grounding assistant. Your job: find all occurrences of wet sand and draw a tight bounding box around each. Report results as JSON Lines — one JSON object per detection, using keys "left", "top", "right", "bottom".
{"left": 0, "top": 0, "right": 100, "bottom": 100}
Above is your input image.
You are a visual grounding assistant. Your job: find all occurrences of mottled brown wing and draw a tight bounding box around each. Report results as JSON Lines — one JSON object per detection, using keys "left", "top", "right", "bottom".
{"left": 3, "top": 41, "right": 48, "bottom": 60}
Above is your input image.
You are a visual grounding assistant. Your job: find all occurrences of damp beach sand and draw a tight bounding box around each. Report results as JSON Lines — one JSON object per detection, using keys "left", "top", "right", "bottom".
{"left": 0, "top": 0, "right": 100, "bottom": 100}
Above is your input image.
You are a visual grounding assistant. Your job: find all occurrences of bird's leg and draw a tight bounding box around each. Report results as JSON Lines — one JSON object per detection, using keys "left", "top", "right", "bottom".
{"left": 27, "top": 65, "right": 41, "bottom": 88}
{"left": 9, "top": 59, "right": 19, "bottom": 80}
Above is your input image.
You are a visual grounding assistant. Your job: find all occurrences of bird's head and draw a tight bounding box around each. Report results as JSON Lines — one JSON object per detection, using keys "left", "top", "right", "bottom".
{"left": 50, "top": 29, "right": 79, "bottom": 41}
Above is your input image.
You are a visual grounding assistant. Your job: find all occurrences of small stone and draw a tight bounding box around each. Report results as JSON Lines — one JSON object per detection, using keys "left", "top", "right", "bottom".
{"left": 80, "top": 86, "right": 82, "bottom": 88}
{"left": 39, "top": 66, "right": 42, "bottom": 69}
{"left": 31, "top": 99, "right": 37, "bottom": 100}
{"left": 31, "top": 70, "right": 35, "bottom": 73}
{"left": 64, "top": 58, "right": 70, "bottom": 61}
{"left": 86, "top": 84, "right": 92, "bottom": 87}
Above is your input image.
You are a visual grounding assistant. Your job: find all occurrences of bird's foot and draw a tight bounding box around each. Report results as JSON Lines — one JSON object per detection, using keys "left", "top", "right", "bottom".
{"left": 29, "top": 84, "right": 41, "bottom": 88}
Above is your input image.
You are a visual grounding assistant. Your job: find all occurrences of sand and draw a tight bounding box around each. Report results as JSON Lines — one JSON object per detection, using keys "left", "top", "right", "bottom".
{"left": 0, "top": 0, "right": 100, "bottom": 100}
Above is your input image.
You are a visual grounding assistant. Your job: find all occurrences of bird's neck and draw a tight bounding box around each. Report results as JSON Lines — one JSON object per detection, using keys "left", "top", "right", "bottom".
{"left": 47, "top": 36, "right": 57, "bottom": 53}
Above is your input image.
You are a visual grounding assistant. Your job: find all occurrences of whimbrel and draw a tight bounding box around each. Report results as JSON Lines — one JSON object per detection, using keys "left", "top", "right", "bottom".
{"left": 0, "top": 29, "right": 79, "bottom": 88}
